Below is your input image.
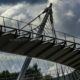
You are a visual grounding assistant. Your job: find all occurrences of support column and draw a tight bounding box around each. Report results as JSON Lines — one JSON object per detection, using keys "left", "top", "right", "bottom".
{"left": 17, "top": 57, "right": 32, "bottom": 80}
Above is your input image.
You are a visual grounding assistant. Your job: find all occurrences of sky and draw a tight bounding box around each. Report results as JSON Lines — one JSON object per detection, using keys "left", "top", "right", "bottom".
{"left": 0, "top": 52, "right": 74, "bottom": 77}
{"left": 0, "top": 52, "right": 54, "bottom": 74}
{"left": 0, "top": 0, "right": 80, "bottom": 37}
{"left": 0, "top": 0, "right": 79, "bottom": 75}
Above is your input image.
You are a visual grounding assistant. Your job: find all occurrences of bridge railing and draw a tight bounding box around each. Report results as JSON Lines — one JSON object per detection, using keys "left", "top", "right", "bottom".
{"left": 0, "top": 16, "right": 80, "bottom": 48}
{"left": 33, "top": 26, "right": 80, "bottom": 46}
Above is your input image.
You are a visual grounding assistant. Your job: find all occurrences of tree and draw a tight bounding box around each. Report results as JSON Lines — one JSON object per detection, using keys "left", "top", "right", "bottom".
{"left": 43, "top": 75, "right": 53, "bottom": 80}
{"left": 0, "top": 70, "right": 18, "bottom": 80}
{"left": 25, "top": 63, "right": 43, "bottom": 80}
{"left": 0, "top": 64, "right": 43, "bottom": 80}
{"left": 0, "top": 64, "right": 54, "bottom": 80}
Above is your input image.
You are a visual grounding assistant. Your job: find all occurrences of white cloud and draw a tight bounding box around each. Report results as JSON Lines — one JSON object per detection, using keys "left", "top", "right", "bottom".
{"left": 0, "top": 0, "right": 80, "bottom": 35}
{"left": 0, "top": 3, "right": 47, "bottom": 29}
{"left": 65, "top": 10, "right": 75, "bottom": 18}
{"left": 1, "top": 3, "right": 24, "bottom": 17}
{"left": 0, "top": 52, "right": 55, "bottom": 73}
{"left": 78, "top": 18, "right": 80, "bottom": 23}
{"left": 0, "top": 5, "right": 11, "bottom": 14}
{"left": 0, "top": 3, "right": 47, "bottom": 21}
{"left": 48, "top": 0, "right": 58, "bottom": 6}
{"left": 46, "top": 64, "right": 75, "bottom": 77}
{"left": 0, "top": 52, "right": 27, "bottom": 72}
{"left": 13, "top": 13, "right": 26, "bottom": 20}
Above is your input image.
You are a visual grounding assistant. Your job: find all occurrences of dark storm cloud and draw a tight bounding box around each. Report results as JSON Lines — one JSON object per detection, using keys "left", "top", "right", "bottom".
{"left": 0, "top": 0, "right": 48, "bottom": 4}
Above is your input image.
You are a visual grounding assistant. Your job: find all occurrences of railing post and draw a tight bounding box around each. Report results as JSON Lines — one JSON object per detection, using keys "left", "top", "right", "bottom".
{"left": 17, "top": 21, "right": 19, "bottom": 29}
{"left": 0, "top": 26, "right": 2, "bottom": 36}
{"left": 17, "top": 21, "right": 20, "bottom": 35}
{"left": 56, "top": 63, "right": 60, "bottom": 80}
{"left": 64, "top": 33, "right": 66, "bottom": 41}
{"left": 3, "top": 17, "right": 6, "bottom": 32}
{"left": 61, "top": 65, "right": 66, "bottom": 80}
{"left": 73, "top": 36, "right": 75, "bottom": 43}
{"left": 30, "top": 24, "right": 33, "bottom": 38}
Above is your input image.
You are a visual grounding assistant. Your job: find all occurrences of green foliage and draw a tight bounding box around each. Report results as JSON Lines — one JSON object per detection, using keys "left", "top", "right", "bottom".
{"left": 0, "top": 63, "right": 53, "bottom": 80}
{"left": 0, "top": 70, "right": 18, "bottom": 80}
{"left": 26, "top": 63, "right": 43, "bottom": 80}
{"left": 43, "top": 75, "right": 53, "bottom": 80}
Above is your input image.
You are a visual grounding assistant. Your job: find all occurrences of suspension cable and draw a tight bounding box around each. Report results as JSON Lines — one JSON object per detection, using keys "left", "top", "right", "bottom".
{"left": 21, "top": 12, "right": 44, "bottom": 30}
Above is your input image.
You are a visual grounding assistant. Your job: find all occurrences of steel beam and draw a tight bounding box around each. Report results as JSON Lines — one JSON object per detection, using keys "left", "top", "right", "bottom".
{"left": 17, "top": 57, "right": 32, "bottom": 80}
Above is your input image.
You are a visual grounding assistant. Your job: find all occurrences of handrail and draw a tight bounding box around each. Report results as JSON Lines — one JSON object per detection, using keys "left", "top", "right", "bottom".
{"left": 0, "top": 24, "right": 80, "bottom": 46}
{"left": 0, "top": 15, "right": 80, "bottom": 47}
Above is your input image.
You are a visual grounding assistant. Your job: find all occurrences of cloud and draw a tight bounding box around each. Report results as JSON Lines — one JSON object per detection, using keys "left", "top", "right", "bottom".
{"left": 1, "top": 4, "right": 24, "bottom": 17}
{"left": 46, "top": 63, "right": 74, "bottom": 77}
{"left": 0, "top": 0, "right": 80, "bottom": 44}
{"left": 0, "top": 3, "right": 47, "bottom": 20}
{"left": 78, "top": 18, "right": 80, "bottom": 23}
{"left": 0, "top": 2, "right": 47, "bottom": 29}
{"left": 13, "top": 14, "right": 26, "bottom": 20}
{"left": 0, "top": 0, "right": 80, "bottom": 36}
{"left": 0, "top": 52, "right": 54, "bottom": 73}
{"left": 0, "top": 0, "right": 48, "bottom": 4}
{"left": 48, "top": 0, "right": 80, "bottom": 37}
{"left": 65, "top": 10, "right": 75, "bottom": 18}
{"left": 0, "top": 52, "right": 26, "bottom": 72}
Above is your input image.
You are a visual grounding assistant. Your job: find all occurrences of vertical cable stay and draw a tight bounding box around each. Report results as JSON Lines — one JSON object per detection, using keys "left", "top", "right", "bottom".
{"left": 65, "top": 68, "right": 70, "bottom": 80}
{"left": 56, "top": 63, "right": 60, "bottom": 80}
{"left": 37, "top": 3, "right": 56, "bottom": 38}
{"left": 61, "top": 65, "right": 66, "bottom": 80}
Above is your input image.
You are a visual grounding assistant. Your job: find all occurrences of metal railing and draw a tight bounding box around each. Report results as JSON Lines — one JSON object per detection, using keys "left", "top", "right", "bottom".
{"left": 0, "top": 16, "right": 80, "bottom": 48}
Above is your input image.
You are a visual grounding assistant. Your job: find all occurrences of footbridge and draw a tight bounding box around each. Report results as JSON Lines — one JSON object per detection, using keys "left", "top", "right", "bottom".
{"left": 0, "top": 3, "right": 80, "bottom": 74}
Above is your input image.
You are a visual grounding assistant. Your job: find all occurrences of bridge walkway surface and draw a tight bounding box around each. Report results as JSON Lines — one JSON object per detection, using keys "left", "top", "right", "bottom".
{"left": 0, "top": 24, "right": 80, "bottom": 71}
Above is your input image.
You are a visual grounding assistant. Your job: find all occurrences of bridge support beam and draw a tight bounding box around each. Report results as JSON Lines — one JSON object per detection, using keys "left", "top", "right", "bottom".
{"left": 17, "top": 57, "right": 32, "bottom": 80}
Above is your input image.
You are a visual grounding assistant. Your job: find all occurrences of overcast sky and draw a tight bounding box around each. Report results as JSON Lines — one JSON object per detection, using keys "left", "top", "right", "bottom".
{"left": 0, "top": 0, "right": 79, "bottom": 74}
{"left": 0, "top": 0, "right": 80, "bottom": 37}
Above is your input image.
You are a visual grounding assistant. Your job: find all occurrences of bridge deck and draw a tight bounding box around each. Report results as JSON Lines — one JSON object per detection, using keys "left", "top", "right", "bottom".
{"left": 0, "top": 26, "right": 80, "bottom": 70}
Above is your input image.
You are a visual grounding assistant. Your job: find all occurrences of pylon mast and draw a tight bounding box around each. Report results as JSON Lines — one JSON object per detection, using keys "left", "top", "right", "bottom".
{"left": 37, "top": 3, "right": 56, "bottom": 37}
